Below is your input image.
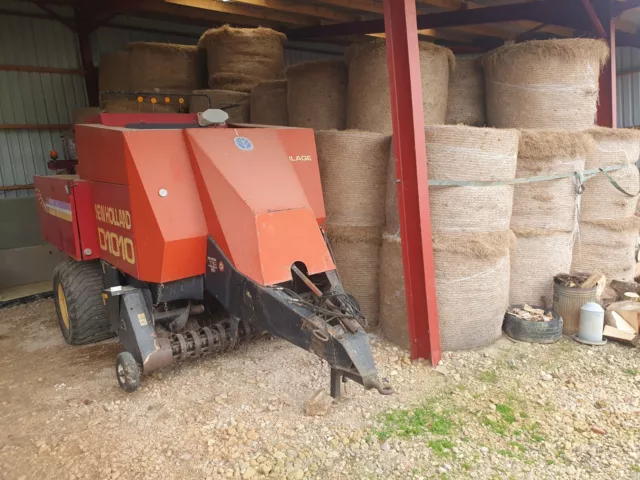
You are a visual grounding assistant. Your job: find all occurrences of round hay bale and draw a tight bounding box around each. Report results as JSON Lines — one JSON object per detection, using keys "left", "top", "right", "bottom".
{"left": 511, "top": 131, "right": 593, "bottom": 231}
{"left": 126, "top": 42, "right": 198, "bottom": 91}
{"left": 103, "top": 100, "right": 176, "bottom": 114}
{"left": 250, "top": 80, "right": 288, "bottom": 126}
{"left": 446, "top": 56, "right": 485, "bottom": 126}
{"left": 428, "top": 126, "right": 518, "bottom": 233}
{"left": 580, "top": 128, "right": 640, "bottom": 222}
{"left": 509, "top": 229, "right": 575, "bottom": 307}
{"left": 316, "top": 130, "right": 391, "bottom": 226}
{"left": 384, "top": 144, "right": 400, "bottom": 234}
{"left": 286, "top": 60, "right": 347, "bottom": 130}
{"left": 346, "top": 39, "right": 454, "bottom": 134}
{"left": 433, "top": 231, "right": 512, "bottom": 350}
{"left": 99, "top": 51, "right": 130, "bottom": 93}
{"left": 483, "top": 39, "right": 610, "bottom": 130}
{"left": 190, "top": 89, "right": 250, "bottom": 123}
{"left": 380, "top": 231, "right": 512, "bottom": 350}
{"left": 200, "top": 26, "right": 286, "bottom": 92}
{"left": 385, "top": 126, "right": 519, "bottom": 234}
{"left": 379, "top": 232, "right": 409, "bottom": 348}
{"left": 326, "top": 223, "right": 382, "bottom": 326}
{"left": 571, "top": 218, "right": 640, "bottom": 282}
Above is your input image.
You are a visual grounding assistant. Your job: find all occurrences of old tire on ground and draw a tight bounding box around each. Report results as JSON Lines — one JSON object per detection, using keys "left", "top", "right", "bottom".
{"left": 115, "top": 352, "right": 141, "bottom": 393}
{"left": 503, "top": 306, "right": 563, "bottom": 344}
{"left": 53, "top": 259, "right": 113, "bottom": 345}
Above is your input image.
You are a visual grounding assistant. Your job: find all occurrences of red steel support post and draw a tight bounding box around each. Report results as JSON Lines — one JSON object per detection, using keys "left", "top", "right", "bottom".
{"left": 383, "top": 0, "right": 441, "bottom": 364}
{"left": 597, "top": 17, "right": 617, "bottom": 127}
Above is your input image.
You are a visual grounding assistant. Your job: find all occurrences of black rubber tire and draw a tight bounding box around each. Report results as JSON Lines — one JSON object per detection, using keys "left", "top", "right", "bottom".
{"left": 115, "top": 352, "right": 141, "bottom": 393}
{"left": 503, "top": 305, "right": 563, "bottom": 344}
{"left": 53, "top": 259, "right": 114, "bottom": 345}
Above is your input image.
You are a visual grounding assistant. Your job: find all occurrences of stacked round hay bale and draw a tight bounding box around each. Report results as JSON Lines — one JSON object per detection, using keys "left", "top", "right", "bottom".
{"left": 446, "top": 56, "right": 485, "bottom": 126}
{"left": 190, "top": 90, "right": 250, "bottom": 123}
{"left": 286, "top": 60, "right": 347, "bottom": 130}
{"left": 483, "top": 39, "right": 610, "bottom": 130}
{"left": 346, "top": 39, "right": 454, "bottom": 134}
{"left": 572, "top": 128, "right": 640, "bottom": 281}
{"left": 250, "top": 80, "right": 288, "bottom": 126}
{"left": 316, "top": 130, "right": 392, "bottom": 326}
{"left": 380, "top": 126, "right": 519, "bottom": 350}
{"left": 509, "top": 131, "right": 595, "bottom": 307}
{"left": 99, "top": 51, "right": 131, "bottom": 93}
{"left": 199, "top": 26, "right": 286, "bottom": 93}
{"left": 126, "top": 42, "right": 199, "bottom": 91}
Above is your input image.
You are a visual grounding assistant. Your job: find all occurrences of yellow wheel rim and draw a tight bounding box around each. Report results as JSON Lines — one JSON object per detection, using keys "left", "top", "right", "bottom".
{"left": 58, "top": 284, "right": 70, "bottom": 329}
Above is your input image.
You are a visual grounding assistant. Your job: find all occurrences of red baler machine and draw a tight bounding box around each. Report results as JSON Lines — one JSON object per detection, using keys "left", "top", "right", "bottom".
{"left": 34, "top": 111, "right": 390, "bottom": 396}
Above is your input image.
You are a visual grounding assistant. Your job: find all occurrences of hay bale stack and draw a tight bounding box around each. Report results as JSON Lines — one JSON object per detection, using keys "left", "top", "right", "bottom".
{"left": 426, "top": 126, "right": 518, "bottom": 234}
{"left": 200, "top": 26, "right": 286, "bottom": 92}
{"left": 508, "top": 131, "right": 594, "bottom": 306}
{"left": 380, "top": 232, "right": 512, "bottom": 350}
{"left": 250, "top": 80, "right": 288, "bottom": 126}
{"left": 326, "top": 224, "right": 382, "bottom": 325}
{"left": 580, "top": 128, "right": 640, "bottom": 222}
{"left": 446, "top": 57, "right": 485, "bottom": 126}
{"left": 103, "top": 100, "right": 176, "bottom": 114}
{"left": 346, "top": 39, "right": 454, "bottom": 134}
{"left": 381, "top": 126, "right": 517, "bottom": 351}
{"left": 190, "top": 89, "right": 250, "bottom": 123}
{"left": 99, "top": 51, "right": 130, "bottom": 93}
{"left": 286, "top": 60, "right": 347, "bottom": 130}
{"left": 126, "top": 43, "right": 198, "bottom": 91}
{"left": 483, "top": 39, "right": 610, "bottom": 130}
{"left": 316, "top": 130, "right": 391, "bottom": 226}
{"left": 510, "top": 229, "right": 575, "bottom": 307}
{"left": 512, "top": 131, "right": 593, "bottom": 231}
{"left": 572, "top": 218, "right": 640, "bottom": 282}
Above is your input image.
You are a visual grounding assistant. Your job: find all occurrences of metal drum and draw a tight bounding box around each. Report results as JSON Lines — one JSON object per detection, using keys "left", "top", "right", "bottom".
{"left": 553, "top": 278, "right": 598, "bottom": 334}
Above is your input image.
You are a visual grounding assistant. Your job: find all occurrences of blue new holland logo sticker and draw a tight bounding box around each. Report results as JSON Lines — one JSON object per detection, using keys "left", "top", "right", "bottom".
{"left": 234, "top": 136, "right": 254, "bottom": 151}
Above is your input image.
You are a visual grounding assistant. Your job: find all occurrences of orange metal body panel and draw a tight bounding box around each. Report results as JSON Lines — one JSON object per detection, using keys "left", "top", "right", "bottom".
{"left": 276, "top": 128, "right": 326, "bottom": 225}
{"left": 124, "top": 130, "right": 208, "bottom": 282}
{"left": 185, "top": 128, "right": 334, "bottom": 286}
{"left": 74, "top": 125, "right": 208, "bottom": 283}
{"left": 76, "top": 126, "right": 129, "bottom": 185}
{"left": 46, "top": 119, "right": 331, "bottom": 286}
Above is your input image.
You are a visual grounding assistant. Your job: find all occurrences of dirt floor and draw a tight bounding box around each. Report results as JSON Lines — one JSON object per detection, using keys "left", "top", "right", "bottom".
{"left": 1, "top": 299, "right": 639, "bottom": 480}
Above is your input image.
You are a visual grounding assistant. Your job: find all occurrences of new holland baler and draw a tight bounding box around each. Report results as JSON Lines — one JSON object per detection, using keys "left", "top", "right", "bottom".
{"left": 34, "top": 110, "right": 391, "bottom": 396}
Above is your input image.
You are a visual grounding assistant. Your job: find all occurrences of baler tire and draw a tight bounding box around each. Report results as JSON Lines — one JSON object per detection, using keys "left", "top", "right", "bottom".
{"left": 503, "top": 306, "right": 563, "bottom": 344}
{"left": 53, "top": 259, "right": 114, "bottom": 345}
{"left": 115, "top": 352, "right": 141, "bottom": 393}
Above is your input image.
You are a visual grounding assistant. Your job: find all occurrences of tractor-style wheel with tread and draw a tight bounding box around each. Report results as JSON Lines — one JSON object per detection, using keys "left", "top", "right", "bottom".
{"left": 115, "top": 352, "right": 141, "bottom": 393}
{"left": 53, "top": 259, "right": 114, "bottom": 345}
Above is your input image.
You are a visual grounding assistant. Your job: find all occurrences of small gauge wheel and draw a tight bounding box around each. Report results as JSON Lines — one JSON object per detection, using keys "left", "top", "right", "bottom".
{"left": 115, "top": 352, "right": 141, "bottom": 393}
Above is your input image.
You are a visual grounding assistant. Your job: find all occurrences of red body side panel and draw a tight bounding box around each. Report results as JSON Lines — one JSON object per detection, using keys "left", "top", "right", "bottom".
{"left": 92, "top": 181, "right": 139, "bottom": 277}
{"left": 34, "top": 175, "right": 82, "bottom": 260}
{"left": 73, "top": 181, "right": 100, "bottom": 261}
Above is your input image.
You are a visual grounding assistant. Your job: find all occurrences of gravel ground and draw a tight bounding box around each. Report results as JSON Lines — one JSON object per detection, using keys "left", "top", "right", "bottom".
{"left": 0, "top": 298, "right": 639, "bottom": 480}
